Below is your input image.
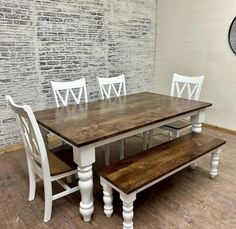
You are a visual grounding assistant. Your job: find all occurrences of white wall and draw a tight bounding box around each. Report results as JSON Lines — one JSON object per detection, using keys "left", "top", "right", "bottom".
{"left": 155, "top": 0, "right": 236, "bottom": 130}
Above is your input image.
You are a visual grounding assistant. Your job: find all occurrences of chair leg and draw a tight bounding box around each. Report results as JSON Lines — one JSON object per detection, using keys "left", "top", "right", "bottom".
{"left": 101, "top": 181, "right": 113, "bottom": 217}
{"left": 66, "top": 176, "right": 72, "bottom": 184}
{"left": 210, "top": 148, "right": 220, "bottom": 179}
{"left": 105, "top": 144, "right": 110, "bottom": 166}
{"left": 120, "top": 139, "right": 125, "bottom": 160}
{"left": 28, "top": 172, "right": 36, "bottom": 201}
{"left": 143, "top": 131, "right": 148, "bottom": 150}
{"left": 120, "top": 194, "right": 136, "bottom": 229}
{"left": 190, "top": 161, "right": 198, "bottom": 169}
{"left": 148, "top": 130, "right": 153, "bottom": 148}
{"left": 43, "top": 180, "right": 53, "bottom": 223}
{"left": 26, "top": 154, "right": 36, "bottom": 201}
{"left": 172, "top": 130, "right": 180, "bottom": 138}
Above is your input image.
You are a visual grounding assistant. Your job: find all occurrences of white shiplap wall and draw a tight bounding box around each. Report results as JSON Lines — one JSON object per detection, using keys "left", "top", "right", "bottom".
{"left": 155, "top": 0, "right": 236, "bottom": 130}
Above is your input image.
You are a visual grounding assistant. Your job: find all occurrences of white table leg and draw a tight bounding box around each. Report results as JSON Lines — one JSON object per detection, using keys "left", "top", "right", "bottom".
{"left": 190, "top": 110, "right": 205, "bottom": 169}
{"left": 73, "top": 146, "right": 95, "bottom": 222}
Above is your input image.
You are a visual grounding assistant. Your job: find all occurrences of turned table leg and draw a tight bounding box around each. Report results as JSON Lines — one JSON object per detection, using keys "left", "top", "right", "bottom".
{"left": 78, "top": 165, "right": 94, "bottom": 222}
{"left": 73, "top": 146, "right": 95, "bottom": 222}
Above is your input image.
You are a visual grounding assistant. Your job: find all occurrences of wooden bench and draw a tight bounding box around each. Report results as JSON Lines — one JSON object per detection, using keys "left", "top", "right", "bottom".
{"left": 98, "top": 132, "right": 226, "bottom": 229}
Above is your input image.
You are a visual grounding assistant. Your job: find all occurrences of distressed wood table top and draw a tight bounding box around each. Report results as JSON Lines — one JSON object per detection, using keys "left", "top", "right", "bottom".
{"left": 34, "top": 92, "right": 212, "bottom": 147}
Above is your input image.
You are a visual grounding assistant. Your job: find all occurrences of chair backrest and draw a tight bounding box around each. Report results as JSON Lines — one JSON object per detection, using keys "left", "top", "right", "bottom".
{"left": 5, "top": 95, "right": 50, "bottom": 179}
{"left": 50, "top": 78, "right": 88, "bottom": 107}
{"left": 170, "top": 73, "right": 205, "bottom": 100}
{"left": 97, "top": 74, "right": 126, "bottom": 100}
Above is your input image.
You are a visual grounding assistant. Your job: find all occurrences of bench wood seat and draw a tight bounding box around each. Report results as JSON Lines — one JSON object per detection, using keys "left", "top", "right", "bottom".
{"left": 164, "top": 119, "right": 190, "bottom": 130}
{"left": 98, "top": 132, "right": 226, "bottom": 229}
{"left": 99, "top": 132, "right": 225, "bottom": 194}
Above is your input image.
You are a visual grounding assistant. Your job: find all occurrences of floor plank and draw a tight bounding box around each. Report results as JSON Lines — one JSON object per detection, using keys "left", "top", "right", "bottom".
{"left": 0, "top": 128, "right": 235, "bottom": 228}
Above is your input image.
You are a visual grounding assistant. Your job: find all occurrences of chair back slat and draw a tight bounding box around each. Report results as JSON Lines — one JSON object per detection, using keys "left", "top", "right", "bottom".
{"left": 51, "top": 78, "right": 88, "bottom": 107}
{"left": 97, "top": 74, "right": 126, "bottom": 100}
{"left": 5, "top": 95, "right": 50, "bottom": 179}
{"left": 170, "top": 73, "right": 205, "bottom": 100}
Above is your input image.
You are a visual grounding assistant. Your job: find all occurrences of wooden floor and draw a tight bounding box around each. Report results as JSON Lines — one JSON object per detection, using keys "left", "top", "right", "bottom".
{"left": 0, "top": 128, "right": 235, "bottom": 228}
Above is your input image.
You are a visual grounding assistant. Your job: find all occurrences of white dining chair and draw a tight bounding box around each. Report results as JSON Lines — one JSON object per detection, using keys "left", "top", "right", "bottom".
{"left": 97, "top": 74, "right": 126, "bottom": 100}
{"left": 5, "top": 95, "right": 79, "bottom": 222}
{"left": 160, "top": 73, "right": 205, "bottom": 139}
{"left": 97, "top": 75, "right": 126, "bottom": 165}
{"left": 50, "top": 78, "right": 88, "bottom": 107}
{"left": 97, "top": 75, "right": 148, "bottom": 165}
{"left": 49, "top": 78, "right": 88, "bottom": 151}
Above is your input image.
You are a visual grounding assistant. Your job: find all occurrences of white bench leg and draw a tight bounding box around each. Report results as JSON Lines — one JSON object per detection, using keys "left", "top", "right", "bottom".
{"left": 120, "top": 194, "right": 136, "bottom": 229}
{"left": 210, "top": 148, "right": 220, "bottom": 179}
{"left": 101, "top": 181, "right": 113, "bottom": 217}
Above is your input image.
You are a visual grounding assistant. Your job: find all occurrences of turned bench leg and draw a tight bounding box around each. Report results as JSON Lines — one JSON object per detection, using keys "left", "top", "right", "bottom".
{"left": 100, "top": 177, "right": 137, "bottom": 229}
{"left": 101, "top": 180, "right": 113, "bottom": 217}
{"left": 120, "top": 194, "right": 136, "bottom": 229}
{"left": 210, "top": 148, "right": 220, "bottom": 179}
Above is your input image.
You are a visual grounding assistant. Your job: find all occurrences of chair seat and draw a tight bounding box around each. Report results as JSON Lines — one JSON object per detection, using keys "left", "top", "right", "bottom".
{"left": 164, "top": 120, "right": 190, "bottom": 130}
{"left": 48, "top": 145, "right": 77, "bottom": 176}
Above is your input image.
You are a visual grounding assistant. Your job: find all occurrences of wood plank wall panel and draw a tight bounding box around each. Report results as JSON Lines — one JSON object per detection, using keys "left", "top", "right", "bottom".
{"left": 155, "top": 0, "right": 236, "bottom": 131}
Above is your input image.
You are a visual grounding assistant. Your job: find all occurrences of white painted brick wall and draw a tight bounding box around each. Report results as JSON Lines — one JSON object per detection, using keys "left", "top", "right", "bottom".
{"left": 0, "top": 0, "right": 156, "bottom": 147}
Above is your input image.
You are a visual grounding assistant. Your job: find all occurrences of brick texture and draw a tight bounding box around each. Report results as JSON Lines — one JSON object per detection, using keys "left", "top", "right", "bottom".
{"left": 0, "top": 0, "right": 156, "bottom": 147}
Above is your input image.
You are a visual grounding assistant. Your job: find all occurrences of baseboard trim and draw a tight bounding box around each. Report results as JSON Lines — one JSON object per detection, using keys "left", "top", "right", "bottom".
{"left": 203, "top": 123, "right": 236, "bottom": 136}
{"left": 0, "top": 142, "right": 24, "bottom": 154}
{"left": 0, "top": 135, "right": 61, "bottom": 155}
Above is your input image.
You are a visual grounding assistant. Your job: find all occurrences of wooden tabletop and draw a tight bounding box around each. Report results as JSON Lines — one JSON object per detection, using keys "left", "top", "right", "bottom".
{"left": 34, "top": 92, "right": 212, "bottom": 147}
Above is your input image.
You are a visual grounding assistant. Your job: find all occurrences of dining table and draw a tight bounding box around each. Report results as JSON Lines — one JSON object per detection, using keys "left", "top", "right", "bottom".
{"left": 34, "top": 92, "right": 212, "bottom": 222}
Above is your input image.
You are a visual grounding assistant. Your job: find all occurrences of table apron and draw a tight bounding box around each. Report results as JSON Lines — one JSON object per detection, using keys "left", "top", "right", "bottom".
{"left": 94, "top": 109, "right": 203, "bottom": 148}
{"left": 39, "top": 109, "right": 204, "bottom": 151}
